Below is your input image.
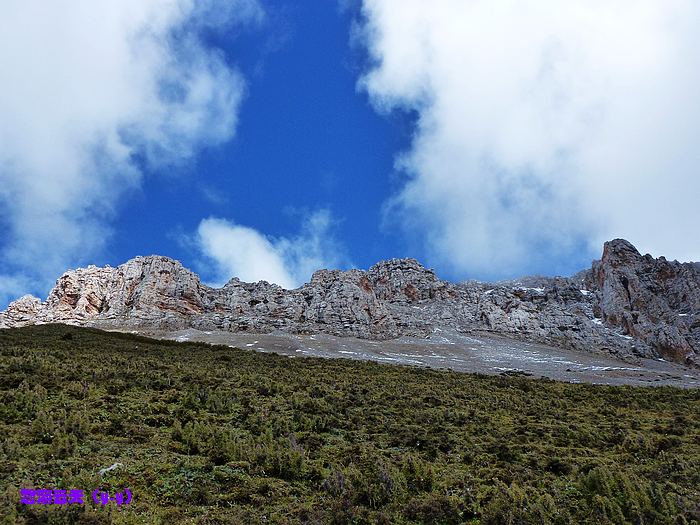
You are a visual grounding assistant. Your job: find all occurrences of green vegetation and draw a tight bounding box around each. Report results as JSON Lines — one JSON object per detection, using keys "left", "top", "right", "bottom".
{"left": 0, "top": 324, "right": 698, "bottom": 524}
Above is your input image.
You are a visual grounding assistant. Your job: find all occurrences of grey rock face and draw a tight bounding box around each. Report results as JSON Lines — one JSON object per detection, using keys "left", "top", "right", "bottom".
{"left": 587, "top": 239, "right": 700, "bottom": 363}
{"left": 0, "top": 295, "right": 43, "bottom": 326}
{"left": 1, "top": 240, "right": 698, "bottom": 365}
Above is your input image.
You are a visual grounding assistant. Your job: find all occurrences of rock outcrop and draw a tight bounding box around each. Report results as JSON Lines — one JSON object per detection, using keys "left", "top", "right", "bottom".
{"left": 586, "top": 239, "right": 700, "bottom": 363}
{"left": 1, "top": 240, "right": 698, "bottom": 366}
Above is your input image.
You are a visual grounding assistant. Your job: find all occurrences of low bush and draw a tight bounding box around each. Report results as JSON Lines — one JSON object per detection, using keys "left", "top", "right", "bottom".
{"left": 0, "top": 324, "right": 698, "bottom": 523}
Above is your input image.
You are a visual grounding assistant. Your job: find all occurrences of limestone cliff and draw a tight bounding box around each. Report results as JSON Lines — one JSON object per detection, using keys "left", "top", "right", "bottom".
{"left": 1, "top": 240, "right": 698, "bottom": 365}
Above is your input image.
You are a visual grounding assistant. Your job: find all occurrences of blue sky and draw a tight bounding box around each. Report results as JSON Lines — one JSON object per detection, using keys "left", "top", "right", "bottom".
{"left": 1, "top": 0, "right": 699, "bottom": 306}
{"left": 115, "top": 2, "right": 416, "bottom": 277}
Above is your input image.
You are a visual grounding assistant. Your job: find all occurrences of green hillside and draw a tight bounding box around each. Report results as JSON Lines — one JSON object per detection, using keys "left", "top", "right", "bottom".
{"left": 0, "top": 325, "right": 698, "bottom": 524}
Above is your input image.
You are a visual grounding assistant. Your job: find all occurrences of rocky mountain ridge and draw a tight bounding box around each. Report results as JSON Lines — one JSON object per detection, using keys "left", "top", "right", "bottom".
{"left": 1, "top": 239, "right": 698, "bottom": 366}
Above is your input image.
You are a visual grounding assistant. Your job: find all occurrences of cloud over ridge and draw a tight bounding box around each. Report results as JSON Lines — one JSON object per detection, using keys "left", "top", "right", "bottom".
{"left": 195, "top": 210, "right": 348, "bottom": 289}
{"left": 356, "top": 0, "right": 700, "bottom": 278}
{"left": 0, "top": 0, "right": 260, "bottom": 303}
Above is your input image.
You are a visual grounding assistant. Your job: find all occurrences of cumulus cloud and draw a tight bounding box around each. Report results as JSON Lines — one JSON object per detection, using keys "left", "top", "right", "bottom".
{"left": 195, "top": 210, "right": 348, "bottom": 289}
{"left": 0, "top": 0, "right": 260, "bottom": 304}
{"left": 356, "top": 0, "right": 700, "bottom": 278}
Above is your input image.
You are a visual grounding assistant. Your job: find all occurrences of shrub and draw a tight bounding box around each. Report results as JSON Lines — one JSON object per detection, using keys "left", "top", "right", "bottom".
{"left": 1, "top": 325, "right": 698, "bottom": 524}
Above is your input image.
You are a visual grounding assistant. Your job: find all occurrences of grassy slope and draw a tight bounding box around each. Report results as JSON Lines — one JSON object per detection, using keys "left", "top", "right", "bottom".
{"left": 0, "top": 324, "right": 698, "bottom": 524}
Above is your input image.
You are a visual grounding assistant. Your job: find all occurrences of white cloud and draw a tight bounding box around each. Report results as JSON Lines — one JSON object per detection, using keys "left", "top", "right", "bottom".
{"left": 0, "top": 0, "right": 260, "bottom": 304}
{"left": 356, "top": 0, "right": 700, "bottom": 278}
{"left": 195, "top": 210, "right": 348, "bottom": 289}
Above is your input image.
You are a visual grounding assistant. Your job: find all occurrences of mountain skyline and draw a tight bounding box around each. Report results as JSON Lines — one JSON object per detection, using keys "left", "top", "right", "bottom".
{"left": 3, "top": 237, "right": 699, "bottom": 369}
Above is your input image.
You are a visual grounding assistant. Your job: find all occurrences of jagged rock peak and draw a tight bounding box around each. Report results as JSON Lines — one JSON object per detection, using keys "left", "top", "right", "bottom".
{"left": 592, "top": 239, "right": 700, "bottom": 363}
{"left": 2, "top": 295, "right": 43, "bottom": 326}
{"left": 1, "top": 239, "right": 698, "bottom": 366}
{"left": 604, "top": 238, "right": 640, "bottom": 254}
{"left": 601, "top": 238, "right": 645, "bottom": 268}
{"left": 368, "top": 257, "right": 432, "bottom": 273}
